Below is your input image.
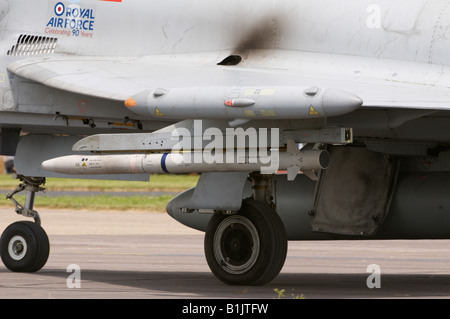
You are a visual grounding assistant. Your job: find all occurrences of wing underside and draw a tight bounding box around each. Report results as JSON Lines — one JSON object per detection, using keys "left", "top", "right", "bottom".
{"left": 8, "top": 50, "right": 450, "bottom": 114}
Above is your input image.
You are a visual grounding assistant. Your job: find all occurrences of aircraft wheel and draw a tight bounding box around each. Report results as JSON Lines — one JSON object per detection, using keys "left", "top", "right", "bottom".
{"left": 204, "top": 199, "right": 287, "bottom": 285}
{"left": 0, "top": 221, "right": 50, "bottom": 272}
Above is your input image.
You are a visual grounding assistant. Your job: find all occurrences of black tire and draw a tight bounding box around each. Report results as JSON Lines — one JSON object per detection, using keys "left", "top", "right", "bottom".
{"left": 0, "top": 221, "right": 50, "bottom": 272}
{"left": 204, "top": 199, "right": 287, "bottom": 285}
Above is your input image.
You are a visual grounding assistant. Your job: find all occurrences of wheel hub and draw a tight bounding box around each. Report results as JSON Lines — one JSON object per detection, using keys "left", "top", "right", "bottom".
{"left": 213, "top": 215, "right": 260, "bottom": 275}
{"left": 8, "top": 235, "right": 27, "bottom": 261}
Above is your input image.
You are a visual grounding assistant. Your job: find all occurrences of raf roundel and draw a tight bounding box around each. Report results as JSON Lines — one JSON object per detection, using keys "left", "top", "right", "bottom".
{"left": 54, "top": 2, "right": 65, "bottom": 16}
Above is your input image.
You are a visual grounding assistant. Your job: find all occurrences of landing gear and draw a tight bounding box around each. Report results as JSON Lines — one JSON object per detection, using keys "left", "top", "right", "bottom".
{"left": 1, "top": 221, "right": 49, "bottom": 272}
{"left": 204, "top": 199, "right": 287, "bottom": 285}
{"left": 0, "top": 176, "right": 50, "bottom": 272}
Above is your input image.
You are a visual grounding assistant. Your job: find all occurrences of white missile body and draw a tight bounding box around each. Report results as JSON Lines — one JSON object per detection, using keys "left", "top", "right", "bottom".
{"left": 41, "top": 150, "right": 329, "bottom": 179}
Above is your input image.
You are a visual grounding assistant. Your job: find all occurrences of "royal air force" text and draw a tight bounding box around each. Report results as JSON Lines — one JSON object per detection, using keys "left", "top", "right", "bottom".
{"left": 46, "top": 2, "right": 95, "bottom": 37}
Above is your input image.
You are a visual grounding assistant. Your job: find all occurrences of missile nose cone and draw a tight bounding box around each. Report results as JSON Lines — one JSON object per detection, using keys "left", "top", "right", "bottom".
{"left": 322, "top": 89, "right": 363, "bottom": 117}
{"left": 41, "top": 159, "right": 55, "bottom": 172}
{"left": 42, "top": 157, "right": 75, "bottom": 174}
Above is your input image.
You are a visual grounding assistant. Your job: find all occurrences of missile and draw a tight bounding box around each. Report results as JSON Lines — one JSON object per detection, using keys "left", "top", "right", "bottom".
{"left": 41, "top": 150, "right": 330, "bottom": 180}
{"left": 124, "top": 86, "right": 362, "bottom": 120}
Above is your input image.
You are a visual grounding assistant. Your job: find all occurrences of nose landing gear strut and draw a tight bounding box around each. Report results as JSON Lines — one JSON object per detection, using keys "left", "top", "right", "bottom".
{"left": 0, "top": 175, "right": 50, "bottom": 272}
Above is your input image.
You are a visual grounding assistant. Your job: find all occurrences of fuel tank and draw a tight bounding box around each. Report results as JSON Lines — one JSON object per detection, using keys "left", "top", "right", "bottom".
{"left": 167, "top": 172, "right": 450, "bottom": 240}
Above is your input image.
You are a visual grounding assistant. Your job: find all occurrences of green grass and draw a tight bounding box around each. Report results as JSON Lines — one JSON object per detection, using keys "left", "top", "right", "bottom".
{"left": 0, "top": 174, "right": 200, "bottom": 192}
{"left": 0, "top": 194, "right": 174, "bottom": 212}
{"left": 0, "top": 174, "right": 199, "bottom": 212}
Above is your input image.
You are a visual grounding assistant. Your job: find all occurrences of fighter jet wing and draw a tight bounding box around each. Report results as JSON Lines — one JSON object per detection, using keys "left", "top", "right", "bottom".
{"left": 8, "top": 52, "right": 450, "bottom": 112}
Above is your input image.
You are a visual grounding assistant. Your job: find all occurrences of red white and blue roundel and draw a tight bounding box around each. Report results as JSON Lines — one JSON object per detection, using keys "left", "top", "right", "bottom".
{"left": 54, "top": 2, "right": 65, "bottom": 16}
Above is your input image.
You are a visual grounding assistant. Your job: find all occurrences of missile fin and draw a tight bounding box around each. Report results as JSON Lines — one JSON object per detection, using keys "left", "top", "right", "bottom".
{"left": 287, "top": 166, "right": 300, "bottom": 181}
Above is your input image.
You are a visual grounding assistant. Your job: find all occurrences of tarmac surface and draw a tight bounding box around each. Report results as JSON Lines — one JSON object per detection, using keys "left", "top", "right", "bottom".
{"left": 1, "top": 208, "right": 450, "bottom": 299}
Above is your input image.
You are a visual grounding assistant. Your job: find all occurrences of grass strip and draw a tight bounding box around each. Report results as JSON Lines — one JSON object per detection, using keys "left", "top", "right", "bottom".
{"left": 0, "top": 194, "right": 175, "bottom": 212}
{"left": 0, "top": 174, "right": 199, "bottom": 211}
{"left": 0, "top": 174, "right": 199, "bottom": 192}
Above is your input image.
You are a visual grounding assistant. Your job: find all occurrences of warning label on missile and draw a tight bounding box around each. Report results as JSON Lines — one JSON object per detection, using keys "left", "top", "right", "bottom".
{"left": 75, "top": 157, "right": 102, "bottom": 169}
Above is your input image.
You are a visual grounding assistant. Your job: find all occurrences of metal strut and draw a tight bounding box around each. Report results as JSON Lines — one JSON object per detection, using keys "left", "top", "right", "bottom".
{"left": 251, "top": 173, "right": 274, "bottom": 208}
{"left": 6, "top": 175, "right": 46, "bottom": 225}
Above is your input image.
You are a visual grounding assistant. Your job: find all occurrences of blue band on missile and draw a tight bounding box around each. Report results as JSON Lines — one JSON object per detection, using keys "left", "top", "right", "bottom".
{"left": 161, "top": 153, "right": 169, "bottom": 173}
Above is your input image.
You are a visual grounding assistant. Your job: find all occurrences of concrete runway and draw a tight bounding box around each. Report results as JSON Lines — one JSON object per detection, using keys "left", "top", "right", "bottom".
{"left": 1, "top": 208, "right": 450, "bottom": 299}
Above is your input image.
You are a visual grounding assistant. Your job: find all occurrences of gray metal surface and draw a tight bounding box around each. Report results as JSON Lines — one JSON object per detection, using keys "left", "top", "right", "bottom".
{"left": 167, "top": 172, "right": 450, "bottom": 240}
{"left": 127, "top": 86, "right": 362, "bottom": 120}
{"left": 175, "top": 172, "right": 249, "bottom": 212}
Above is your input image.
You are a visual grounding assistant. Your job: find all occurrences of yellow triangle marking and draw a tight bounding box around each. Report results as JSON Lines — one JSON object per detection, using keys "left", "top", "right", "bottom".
{"left": 82, "top": 162, "right": 86, "bottom": 167}
{"left": 155, "top": 107, "right": 164, "bottom": 117}
{"left": 309, "top": 105, "right": 320, "bottom": 115}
